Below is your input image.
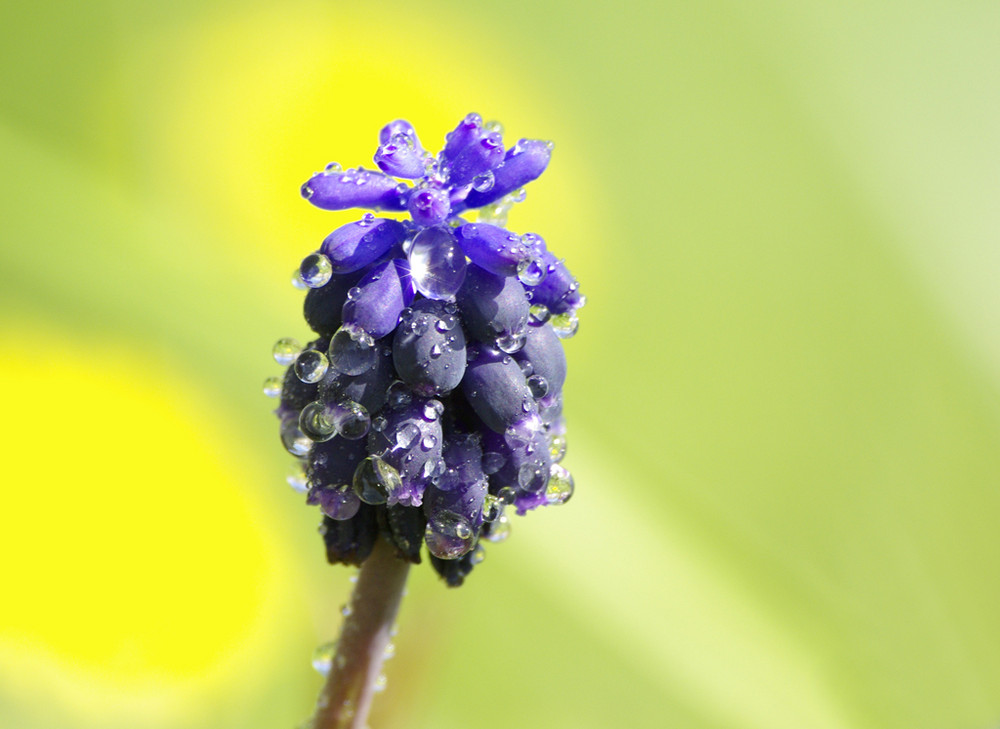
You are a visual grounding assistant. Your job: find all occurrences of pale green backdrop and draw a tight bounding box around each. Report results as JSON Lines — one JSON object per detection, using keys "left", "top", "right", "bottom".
{"left": 2, "top": 1, "right": 999, "bottom": 728}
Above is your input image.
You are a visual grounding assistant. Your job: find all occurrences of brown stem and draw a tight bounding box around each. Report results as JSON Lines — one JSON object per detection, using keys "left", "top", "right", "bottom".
{"left": 312, "top": 536, "right": 410, "bottom": 729}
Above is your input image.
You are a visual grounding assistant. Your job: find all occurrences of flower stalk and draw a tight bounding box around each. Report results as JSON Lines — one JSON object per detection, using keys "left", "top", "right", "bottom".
{"left": 313, "top": 536, "right": 410, "bottom": 729}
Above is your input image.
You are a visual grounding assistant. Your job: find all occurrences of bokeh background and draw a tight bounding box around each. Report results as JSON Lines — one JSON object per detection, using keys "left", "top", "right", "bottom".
{"left": 3, "top": 1, "right": 1000, "bottom": 728}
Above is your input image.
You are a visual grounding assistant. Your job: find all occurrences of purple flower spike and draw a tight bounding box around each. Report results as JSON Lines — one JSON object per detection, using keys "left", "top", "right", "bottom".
{"left": 273, "top": 114, "right": 581, "bottom": 587}
{"left": 463, "top": 139, "right": 553, "bottom": 209}
{"left": 302, "top": 167, "right": 408, "bottom": 211}
{"left": 321, "top": 218, "right": 405, "bottom": 274}
{"left": 342, "top": 259, "right": 410, "bottom": 340}
{"left": 407, "top": 186, "right": 451, "bottom": 227}
{"left": 454, "top": 223, "right": 528, "bottom": 276}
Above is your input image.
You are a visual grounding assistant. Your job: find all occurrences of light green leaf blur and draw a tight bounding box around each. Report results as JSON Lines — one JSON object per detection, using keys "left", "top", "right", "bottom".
{"left": 2, "top": 1, "right": 999, "bottom": 728}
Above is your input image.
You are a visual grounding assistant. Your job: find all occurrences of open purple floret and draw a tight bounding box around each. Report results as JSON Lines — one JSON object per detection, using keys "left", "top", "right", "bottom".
{"left": 270, "top": 115, "right": 582, "bottom": 585}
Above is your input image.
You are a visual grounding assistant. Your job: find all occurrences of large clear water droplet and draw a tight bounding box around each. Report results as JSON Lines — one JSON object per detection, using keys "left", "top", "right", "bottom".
{"left": 273, "top": 337, "right": 302, "bottom": 366}
{"left": 425, "top": 511, "right": 474, "bottom": 559}
{"left": 407, "top": 227, "right": 467, "bottom": 300}
{"left": 300, "top": 252, "right": 333, "bottom": 288}
{"left": 294, "top": 349, "right": 329, "bottom": 383}
{"left": 352, "top": 456, "right": 400, "bottom": 505}
{"left": 328, "top": 326, "right": 377, "bottom": 375}
{"left": 516, "top": 256, "right": 547, "bottom": 286}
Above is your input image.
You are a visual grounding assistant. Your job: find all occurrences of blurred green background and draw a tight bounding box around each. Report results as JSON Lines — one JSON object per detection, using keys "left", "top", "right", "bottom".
{"left": 3, "top": 1, "right": 1000, "bottom": 728}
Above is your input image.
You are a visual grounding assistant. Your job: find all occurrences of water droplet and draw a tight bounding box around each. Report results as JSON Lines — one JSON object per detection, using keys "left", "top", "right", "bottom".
{"left": 470, "top": 542, "right": 486, "bottom": 564}
{"left": 423, "top": 399, "right": 444, "bottom": 421}
{"left": 374, "top": 674, "right": 388, "bottom": 692}
{"left": 546, "top": 464, "right": 574, "bottom": 505}
{"left": 328, "top": 326, "right": 377, "bottom": 375}
{"left": 435, "top": 314, "right": 457, "bottom": 332}
{"left": 549, "top": 434, "right": 567, "bottom": 462}
{"left": 529, "top": 304, "right": 551, "bottom": 324}
{"left": 495, "top": 330, "right": 526, "bottom": 354}
{"left": 262, "top": 376, "right": 282, "bottom": 398}
{"left": 421, "top": 434, "right": 437, "bottom": 450}
{"left": 346, "top": 286, "right": 362, "bottom": 301}
{"left": 526, "top": 374, "right": 549, "bottom": 399}
{"left": 386, "top": 381, "right": 412, "bottom": 409}
{"left": 482, "top": 452, "right": 506, "bottom": 475}
{"left": 291, "top": 269, "right": 307, "bottom": 290}
{"left": 281, "top": 418, "right": 312, "bottom": 456}
{"left": 513, "top": 187, "right": 527, "bottom": 203}
{"left": 395, "top": 423, "right": 420, "bottom": 449}
{"left": 383, "top": 642, "right": 396, "bottom": 659}
{"left": 372, "top": 415, "right": 388, "bottom": 432}
{"left": 550, "top": 311, "right": 579, "bottom": 339}
{"left": 312, "top": 641, "right": 337, "bottom": 676}
{"left": 301, "top": 183, "right": 314, "bottom": 200}
{"left": 429, "top": 343, "right": 443, "bottom": 359}
{"left": 299, "top": 401, "right": 337, "bottom": 442}
{"left": 352, "top": 456, "right": 400, "bottom": 505}
{"left": 516, "top": 256, "right": 547, "bottom": 286}
{"left": 340, "top": 603, "right": 353, "bottom": 617}
{"left": 273, "top": 337, "right": 302, "bottom": 366}
{"left": 497, "top": 486, "right": 517, "bottom": 505}
{"left": 425, "top": 511, "right": 475, "bottom": 558}
{"left": 485, "top": 513, "right": 511, "bottom": 543}
{"left": 287, "top": 461, "right": 308, "bottom": 493}
{"left": 294, "top": 349, "right": 329, "bottom": 383}
{"left": 300, "top": 252, "right": 333, "bottom": 288}
{"left": 332, "top": 399, "right": 370, "bottom": 440}
{"left": 408, "top": 227, "right": 467, "bottom": 300}
{"left": 518, "top": 359, "right": 534, "bottom": 377}
{"left": 518, "top": 463, "right": 546, "bottom": 492}
{"left": 471, "top": 170, "right": 495, "bottom": 192}
{"left": 483, "top": 494, "right": 503, "bottom": 521}
{"left": 324, "top": 161, "right": 343, "bottom": 174}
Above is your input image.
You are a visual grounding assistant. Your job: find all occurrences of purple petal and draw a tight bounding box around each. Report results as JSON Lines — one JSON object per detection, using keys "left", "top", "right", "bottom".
{"left": 342, "top": 259, "right": 408, "bottom": 339}
{"left": 454, "top": 223, "right": 527, "bottom": 277}
{"left": 446, "top": 132, "right": 504, "bottom": 188}
{"left": 320, "top": 218, "right": 405, "bottom": 274}
{"left": 527, "top": 251, "right": 584, "bottom": 314}
{"left": 463, "top": 139, "right": 552, "bottom": 208}
{"left": 440, "top": 113, "right": 483, "bottom": 165}
{"left": 302, "top": 167, "right": 407, "bottom": 211}
{"left": 407, "top": 186, "right": 451, "bottom": 226}
{"left": 461, "top": 346, "right": 537, "bottom": 433}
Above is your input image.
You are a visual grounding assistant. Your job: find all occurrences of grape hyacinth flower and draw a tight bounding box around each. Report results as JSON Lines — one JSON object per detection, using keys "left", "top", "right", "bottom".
{"left": 265, "top": 115, "right": 583, "bottom": 729}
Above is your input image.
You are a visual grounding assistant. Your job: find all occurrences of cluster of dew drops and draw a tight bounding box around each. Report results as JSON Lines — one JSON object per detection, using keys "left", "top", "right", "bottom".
{"left": 262, "top": 114, "right": 583, "bottom": 587}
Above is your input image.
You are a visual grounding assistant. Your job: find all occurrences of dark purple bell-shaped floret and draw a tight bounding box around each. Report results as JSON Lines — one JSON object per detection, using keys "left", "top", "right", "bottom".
{"left": 320, "top": 344, "right": 394, "bottom": 415}
{"left": 342, "top": 259, "right": 414, "bottom": 340}
{"left": 374, "top": 120, "right": 428, "bottom": 179}
{"left": 320, "top": 505, "right": 378, "bottom": 566}
{"left": 320, "top": 218, "right": 406, "bottom": 274}
{"left": 484, "top": 422, "right": 552, "bottom": 514}
{"left": 423, "top": 433, "right": 488, "bottom": 560}
{"left": 455, "top": 264, "right": 530, "bottom": 346}
{"left": 392, "top": 299, "right": 467, "bottom": 396}
{"left": 407, "top": 187, "right": 451, "bottom": 227}
{"left": 462, "top": 346, "right": 538, "bottom": 434}
{"left": 527, "top": 251, "right": 584, "bottom": 314}
{"left": 454, "top": 223, "right": 529, "bottom": 277}
{"left": 302, "top": 168, "right": 407, "bottom": 211}
{"left": 368, "top": 398, "right": 445, "bottom": 507}
{"left": 463, "top": 139, "right": 553, "bottom": 209}
{"left": 307, "top": 436, "right": 367, "bottom": 520}
{"left": 513, "top": 322, "right": 567, "bottom": 397}
{"left": 303, "top": 270, "right": 365, "bottom": 337}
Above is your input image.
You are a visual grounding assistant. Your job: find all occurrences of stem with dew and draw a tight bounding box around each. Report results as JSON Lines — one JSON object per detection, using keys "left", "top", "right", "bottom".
{"left": 312, "top": 536, "right": 410, "bottom": 729}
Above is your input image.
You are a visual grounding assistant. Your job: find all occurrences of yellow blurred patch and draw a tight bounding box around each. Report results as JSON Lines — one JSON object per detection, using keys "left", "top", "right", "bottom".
{"left": 0, "top": 321, "right": 294, "bottom": 714}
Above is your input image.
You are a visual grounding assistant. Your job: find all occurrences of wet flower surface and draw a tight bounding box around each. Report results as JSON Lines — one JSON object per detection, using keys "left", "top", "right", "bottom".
{"left": 268, "top": 115, "right": 584, "bottom": 585}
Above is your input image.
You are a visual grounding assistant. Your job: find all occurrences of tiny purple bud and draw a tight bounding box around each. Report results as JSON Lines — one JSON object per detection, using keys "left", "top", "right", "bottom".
{"left": 302, "top": 167, "right": 408, "bottom": 211}
{"left": 454, "top": 223, "right": 526, "bottom": 277}
{"left": 464, "top": 139, "right": 553, "bottom": 208}
{"left": 447, "top": 132, "right": 505, "bottom": 188}
{"left": 526, "top": 250, "right": 584, "bottom": 314}
{"left": 441, "top": 112, "right": 483, "bottom": 165}
{"left": 342, "top": 259, "right": 410, "bottom": 340}
{"left": 407, "top": 186, "right": 451, "bottom": 227}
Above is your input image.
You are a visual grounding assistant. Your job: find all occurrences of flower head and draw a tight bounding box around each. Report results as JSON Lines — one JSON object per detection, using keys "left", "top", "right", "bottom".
{"left": 268, "top": 115, "right": 583, "bottom": 586}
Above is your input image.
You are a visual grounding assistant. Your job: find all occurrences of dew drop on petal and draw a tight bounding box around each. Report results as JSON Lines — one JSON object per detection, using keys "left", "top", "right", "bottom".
{"left": 281, "top": 418, "right": 313, "bottom": 457}
{"left": 273, "top": 337, "right": 302, "bottom": 366}
{"left": 332, "top": 399, "right": 370, "bottom": 440}
{"left": 292, "top": 268, "right": 307, "bottom": 290}
{"left": 352, "top": 456, "right": 400, "bottom": 505}
{"left": 395, "top": 422, "right": 420, "bottom": 449}
{"left": 471, "top": 170, "right": 495, "bottom": 192}
{"left": 328, "top": 326, "right": 377, "bottom": 375}
{"left": 483, "top": 494, "right": 503, "bottom": 521}
{"left": 549, "top": 433, "right": 567, "bottom": 462}
{"left": 485, "top": 513, "right": 511, "bottom": 543}
{"left": 425, "top": 511, "right": 474, "bottom": 559}
{"left": 423, "top": 399, "right": 445, "bottom": 421}
{"left": 299, "top": 401, "right": 337, "bottom": 442}
{"left": 495, "top": 330, "right": 527, "bottom": 354}
{"left": 312, "top": 641, "right": 337, "bottom": 676}
{"left": 287, "top": 461, "right": 309, "bottom": 493}
{"left": 294, "top": 349, "right": 329, "bottom": 383}
{"left": 526, "top": 374, "right": 549, "bottom": 399}
{"left": 516, "top": 256, "right": 547, "bottom": 286}
{"left": 529, "top": 304, "right": 551, "bottom": 324}
{"left": 407, "top": 227, "right": 467, "bottom": 300}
